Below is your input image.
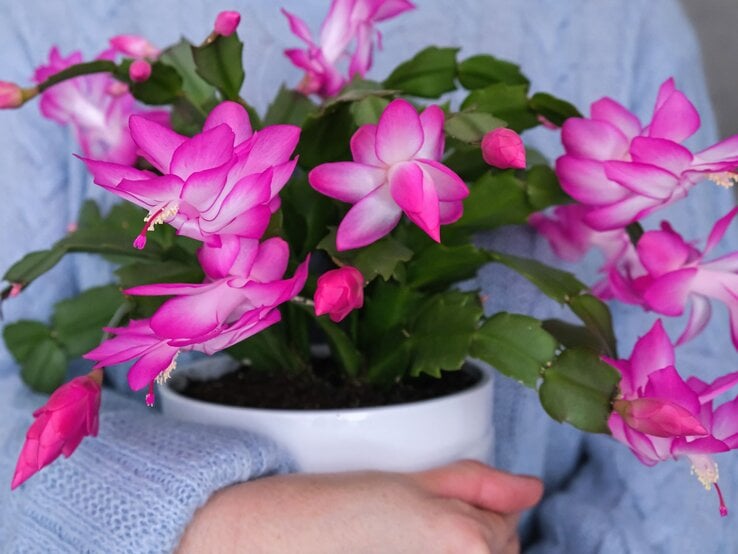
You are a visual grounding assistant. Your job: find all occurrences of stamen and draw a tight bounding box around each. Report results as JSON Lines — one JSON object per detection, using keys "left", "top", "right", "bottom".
{"left": 715, "top": 483, "right": 728, "bottom": 517}
{"left": 708, "top": 172, "right": 738, "bottom": 188}
{"left": 134, "top": 203, "right": 179, "bottom": 250}
{"left": 691, "top": 459, "right": 719, "bottom": 490}
{"left": 155, "top": 352, "right": 180, "bottom": 385}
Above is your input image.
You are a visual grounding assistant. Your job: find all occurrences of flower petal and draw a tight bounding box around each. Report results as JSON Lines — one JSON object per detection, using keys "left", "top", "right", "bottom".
{"left": 250, "top": 238, "right": 290, "bottom": 282}
{"left": 637, "top": 230, "right": 692, "bottom": 277}
{"left": 127, "top": 345, "right": 179, "bottom": 391}
{"left": 129, "top": 115, "right": 187, "bottom": 173}
{"left": 389, "top": 161, "right": 440, "bottom": 242}
{"left": 649, "top": 88, "right": 700, "bottom": 143}
{"left": 584, "top": 194, "right": 660, "bottom": 230}
{"left": 236, "top": 125, "right": 301, "bottom": 171}
{"left": 561, "top": 118, "right": 629, "bottom": 160}
{"left": 350, "top": 124, "right": 382, "bottom": 166}
{"left": 705, "top": 207, "right": 738, "bottom": 256}
{"left": 676, "top": 294, "right": 712, "bottom": 346}
{"left": 629, "top": 320, "right": 675, "bottom": 389}
{"left": 590, "top": 97, "right": 641, "bottom": 141}
{"left": 336, "top": 185, "right": 402, "bottom": 250}
{"left": 416, "top": 160, "right": 469, "bottom": 201}
{"left": 204, "top": 101, "right": 253, "bottom": 146}
{"left": 416, "top": 104, "right": 445, "bottom": 160}
{"left": 170, "top": 124, "right": 235, "bottom": 180}
{"left": 555, "top": 156, "right": 629, "bottom": 205}
{"left": 604, "top": 161, "right": 677, "bottom": 200}
{"left": 629, "top": 137, "right": 693, "bottom": 175}
{"left": 643, "top": 268, "right": 698, "bottom": 316}
{"left": 375, "top": 99, "right": 423, "bottom": 165}
{"left": 309, "top": 162, "right": 387, "bottom": 202}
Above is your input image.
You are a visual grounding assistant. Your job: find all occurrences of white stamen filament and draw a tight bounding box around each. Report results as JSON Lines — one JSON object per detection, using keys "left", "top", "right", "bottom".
{"left": 155, "top": 352, "right": 180, "bottom": 385}
{"left": 708, "top": 172, "right": 738, "bottom": 188}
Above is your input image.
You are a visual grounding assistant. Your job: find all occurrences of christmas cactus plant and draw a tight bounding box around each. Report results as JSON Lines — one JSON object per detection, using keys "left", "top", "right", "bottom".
{"left": 3, "top": 2, "right": 738, "bottom": 518}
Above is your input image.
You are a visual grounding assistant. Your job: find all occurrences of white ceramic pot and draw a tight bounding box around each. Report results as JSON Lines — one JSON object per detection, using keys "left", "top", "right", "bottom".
{"left": 159, "top": 356, "right": 494, "bottom": 473}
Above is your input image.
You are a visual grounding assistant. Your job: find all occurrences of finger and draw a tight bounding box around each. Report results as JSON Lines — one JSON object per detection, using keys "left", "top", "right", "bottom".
{"left": 412, "top": 460, "right": 544, "bottom": 513}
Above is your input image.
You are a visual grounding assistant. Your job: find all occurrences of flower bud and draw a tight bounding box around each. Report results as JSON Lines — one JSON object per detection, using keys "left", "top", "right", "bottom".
{"left": 129, "top": 59, "right": 152, "bottom": 83}
{"left": 314, "top": 267, "right": 365, "bottom": 323}
{"left": 481, "top": 128, "right": 526, "bottom": 169}
{"left": 12, "top": 369, "right": 102, "bottom": 489}
{"left": 0, "top": 81, "right": 23, "bottom": 109}
{"left": 214, "top": 11, "right": 241, "bottom": 36}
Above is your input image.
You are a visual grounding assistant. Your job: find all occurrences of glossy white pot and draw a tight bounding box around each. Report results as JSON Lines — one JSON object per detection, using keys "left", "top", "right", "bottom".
{"left": 159, "top": 356, "right": 494, "bottom": 473}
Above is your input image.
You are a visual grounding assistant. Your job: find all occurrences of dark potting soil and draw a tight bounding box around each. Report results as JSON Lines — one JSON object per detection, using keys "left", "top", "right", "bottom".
{"left": 179, "top": 362, "right": 482, "bottom": 410}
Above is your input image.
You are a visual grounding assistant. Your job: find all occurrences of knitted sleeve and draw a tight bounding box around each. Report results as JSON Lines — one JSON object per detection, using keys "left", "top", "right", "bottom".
{"left": 0, "top": 373, "right": 293, "bottom": 553}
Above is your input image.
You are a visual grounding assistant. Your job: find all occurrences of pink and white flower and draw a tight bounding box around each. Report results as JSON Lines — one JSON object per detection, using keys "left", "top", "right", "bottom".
{"left": 605, "top": 320, "right": 738, "bottom": 516}
{"left": 81, "top": 101, "right": 300, "bottom": 248}
{"left": 84, "top": 237, "right": 309, "bottom": 403}
{"left": 556, "top": 78, "right": 738, "bottom": 230}
{"left": 309, "top": 98, "right": 468, "bottom": 250}
{"left": 33, "top": 46, "right": 168, "bottom": 164}
{"left": 607, "top": 208, "right": 738, "bottom": 348}
{"left": 314, "top": 266, "right": 365, "bottom": 322}
{"left": 282, "top": 0, "right": 415, "bottom": 97}
{"left": 11, "top": 370, "right": 103, "bottom": 489}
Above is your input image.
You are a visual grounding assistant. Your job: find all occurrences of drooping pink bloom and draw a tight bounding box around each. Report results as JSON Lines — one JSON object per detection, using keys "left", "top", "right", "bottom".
{"left": 556, "top": 78, "right": 738, "bottom": 230}
{"left": 481, "top": 128, "right": 526, "bottom": 169}
{"left": 0, "top": 81, "right": 23, "bottom": 109}
{"left": 81, "top": 101, "right": 300, "bottom": 248}
{"left": 314, "top": 266, "right": 365, "bottom": 322}
{"left": 608, "top": 208, "right": 738, "bottom": 348}
{"left": 84, "top": 238, "right": 309, "bottom": 403}
{"left": 605, "top": 320, "right": 738, "bottom": 516}
{"left": 529, "top": 204, "right": 637, "bottom": 298}
{"left": 109, "top": 35, "right": 160, "bottom": 59}
{"left": 310, "top": 99, "right": 468, "bottom": 250}
{"left": 282, "top": 0, "right": 415, "bottom": 97}
{"left": 129, "top": 59, "right": 152, "bottom": 83}
{"left": 33, "top": 47, "right": 168, "bottom": 164}
{"left": 11, "top": 369, "right": 103, "bottom": 489}
{"left": 214, "top": 11, "right": 241, "bottom": 36}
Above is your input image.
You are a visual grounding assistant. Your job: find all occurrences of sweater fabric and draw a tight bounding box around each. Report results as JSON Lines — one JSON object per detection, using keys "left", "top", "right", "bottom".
{"left": 1, "top": 0, "right": 737, "bottom": 552}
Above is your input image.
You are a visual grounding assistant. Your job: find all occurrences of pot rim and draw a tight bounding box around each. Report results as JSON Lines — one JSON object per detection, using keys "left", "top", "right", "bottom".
{"left": 158, "top": 357, "right": 493, "bottom": 416}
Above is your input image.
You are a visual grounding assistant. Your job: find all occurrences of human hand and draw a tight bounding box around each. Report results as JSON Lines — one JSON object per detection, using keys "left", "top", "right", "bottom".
{"left": 177, "top": 460, "right": 543, "bottom": 553}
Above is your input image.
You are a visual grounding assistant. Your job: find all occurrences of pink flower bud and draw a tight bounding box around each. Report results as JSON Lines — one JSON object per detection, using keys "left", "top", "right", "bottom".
{"left": 109, "top": 35, "right": 159, "bottom": 59}
{"left": 613, "top": 397, "right": 708, "bottom": 438}
{"left": 12, "top": 370, "right": 102, "bottom": 489}
{"left": 214, "top": 11, "right": 241, "bottom": 36}
{"left": 0, "top": 81, "right": 23, "bottom": 109}
{"left": 481, "top": 128, "right": 526, "bottom": 169}
{"left": 314, "top": 267, "right": 365, "bottom": 323}
{"left": 129, "top": 59, "right": 152, "bottom": 83}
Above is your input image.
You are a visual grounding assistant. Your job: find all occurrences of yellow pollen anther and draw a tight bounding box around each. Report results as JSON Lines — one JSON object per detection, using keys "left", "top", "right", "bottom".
{"left": 691, "top": 461, "right": 719, "bottom": 491}
{"left": 155, "top": 352, "right": 180, "bottom": 385}
{"left": 145, "top": 203, "right": 179, "bottom": 232}
{"left": 708, "top": 172, "right": 738, "bottom": 188}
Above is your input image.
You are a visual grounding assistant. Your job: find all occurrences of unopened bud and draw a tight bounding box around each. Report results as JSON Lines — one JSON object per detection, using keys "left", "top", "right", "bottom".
{"left": 0, "top": 81, "right": 23, "bottom": 109}
{"left": 214, "top": 11, "right": 241, "bottom": 36}
{"left": 129, "top": 59, "right": 152, "bottom": 83}
{"left": 481, "top": 128, "right": 526, "bottom": 169}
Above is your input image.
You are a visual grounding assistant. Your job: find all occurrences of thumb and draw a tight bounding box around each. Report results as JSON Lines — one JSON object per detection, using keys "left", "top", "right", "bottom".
{"left": 412, "top": 460, "right": 543, "bottom": 513}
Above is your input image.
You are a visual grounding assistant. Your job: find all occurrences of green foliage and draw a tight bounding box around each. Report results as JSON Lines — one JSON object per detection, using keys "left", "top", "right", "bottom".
{"left": 538, "top": 349, "right": 619, "bottom": 433}
{"left": 129, "top": 61, "right": 183, "bottom": 105}
{"left": 298, "top": 102, "right": 355, "bottom": 169}
{"left": 462, "top": 84, "right": 538, "bottom": 132}
{"left": 567, "top": 295, "right": 617, "bottom": 357}
{"left": 444, "top": 111, "right": 505, "bottom": 143}
{"left": 457, "top": 55, "right": 530, "bottom": 89}
{"left": 406, "top": 243, "right": 489, "bottom": 291}
{"left": 3, "top": 321, "right": 66, "bottom": 393}
{"left": 408, "top": 292, "right": 483, "bottom": 378}
{"left": 265, "top": 85, "right": 316, "bottom": 126}
{"left": 529, "top": 92, "right": 582, "bottom": 126}
{"left": 280, "top": 179, "right": 339, "bottom": 259}
{"left": 525, "top": 165, "right": 570, "bottom": 210}
{"left": 350, "top": 95, "right": 391, "bottom": 126}
{"left": 384, "top": 47, "right": 459, "bottom": 98}
{"left": 37, "top": 60, "right": 117, "bottom": 92}
{"left": 489, "top": 251, "right": 587, "bottom": 302}
{"left": 454, "top": 172, "right": 531, "bottom": 230}
{"left": 318, "top": 230, "right": 413, "bottom": 282}
{"left": 471, "top": 313, "right": 558, "bottom": 388}
{"left": 191, "top": 33, "right": 245, "bottom": 100}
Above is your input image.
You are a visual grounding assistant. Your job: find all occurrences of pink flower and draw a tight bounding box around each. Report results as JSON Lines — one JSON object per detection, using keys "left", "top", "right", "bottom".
{"left": 607, "top": 208, "right": 738, "bottom": 348}
{"left": 310, "top": 99, "right": 468, "bottom": 250}
{"left": 282, "top": 0, "right": 415, "bottom": 97}
{"left": 556, "top": 78, "right": 738, "bottom": 230}
{"left": 11, "top": 370, "right": 102, "bottom": 489}
{"left": 84, "top": 238, "right": 309, "bottom": 403}
{"left": 481, "top": 128, "right": 526, "bottom": 169}
{"left": 314, "top": 266, "right": 365, "bottom": 322}
{"left": 81, "top": 101, "right": 300, "bottom": 248}
{"left": 33, "top": 47, "right": 168, "bottom": 164}
{"left": 214, "top": 11, "right": 241, "bottom": 36}
{"left": 109, "top": 35, "right": 160, "bottom": 59}
{"left": 0, "top": 81, "right": 23, "bottom": 109}
{"left": 129, "top": 59, "right": 152, "bottom": 83}
{"left": 605, "top": 320, "right": 738, "bottom": 516}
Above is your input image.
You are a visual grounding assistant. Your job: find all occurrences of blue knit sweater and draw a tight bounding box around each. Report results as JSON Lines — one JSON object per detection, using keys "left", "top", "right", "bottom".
{"left": 1, "top": 0, "right": 737, "bottom": 552}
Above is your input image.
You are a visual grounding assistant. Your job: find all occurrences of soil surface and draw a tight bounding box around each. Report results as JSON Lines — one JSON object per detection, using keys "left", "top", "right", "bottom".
{"left": 180, "top": 362, "right": 482, "bottom": 410}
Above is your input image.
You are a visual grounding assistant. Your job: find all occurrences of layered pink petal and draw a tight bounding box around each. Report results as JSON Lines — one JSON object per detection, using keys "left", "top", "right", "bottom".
{"left": 616, "top": 398, "right": 707, "bottom": 437}
{"left": 415, "top": 160, "right": 468, "bottom": 201}
{"left": 309, "top": 162, "right": 387, "bottom": 202}
{"left": 629, "top": 137, "right": 693, "bottom": 175}
{"left": 375, "top": 99, "right": 423, "bottom": 165}
{"left": 127, "top": 345, "right": 179, "bottom": 390}
{"left": 204, "top": 101, "right": 253, "bottom": 146}
{"left": 561, "top": 118, "right": 629, "bottom": 160}
{"left": 170, "top": 125, "right": 235, "bottom": 180}
{"left": 649, "top": 88, "right": 700, "bottom": 143}
{"left": 676, "top": 294, "right": 712, "bottom": 345}
{"left": 643, "top": 268, "right": 698, "bottom": 316}
{"left": 350, "top": 124, "right": 382, "bottom": 166}
{"left": 604, "top": 161, "right": 677, "bottom": 200}
{"left": 629, "top": 320, "right": 675, "bottom": 388}
{"left": 637, "top": 230, "right": 693, "bottom": 277}
{"left": 584, "top": 194, "right": 660, "bottom": 230}
{"left": 555, "top": 156, "right": 629, "bottom": 205}
{"left": 416, "top": 105, "right": 445, "bottom": 160}
{"left": 129, "top": 115, "right": 187, "bottom": 172}
{"left": 590, "top": 97, "right": 641, "bottom": 141}
{"left": 389, "top": 161, "right": 440, "bottom": 242}
{"left": 336, "top": 185, "right": 403, "bottom": 250}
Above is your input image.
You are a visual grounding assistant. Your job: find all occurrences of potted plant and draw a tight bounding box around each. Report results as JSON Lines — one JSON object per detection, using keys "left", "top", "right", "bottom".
{"left": 3, "top": 2, "right": 738, "bottom": 517}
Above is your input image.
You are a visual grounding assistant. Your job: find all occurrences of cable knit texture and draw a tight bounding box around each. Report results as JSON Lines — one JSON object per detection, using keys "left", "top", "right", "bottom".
{"left": 1, "top": 0, "right": 737, "bottom": 552}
